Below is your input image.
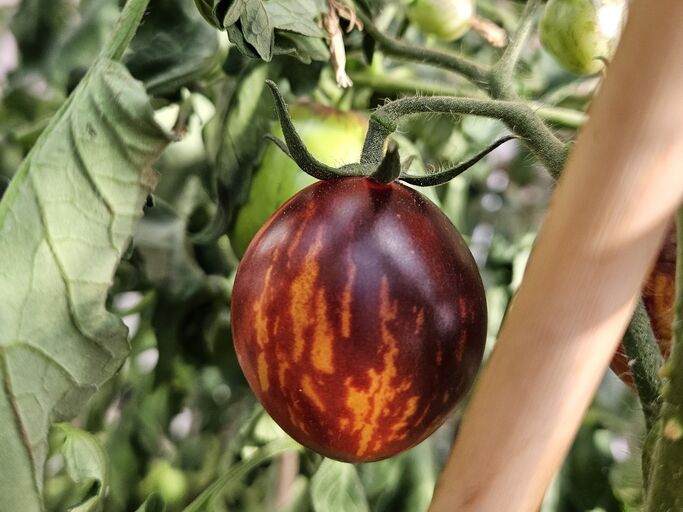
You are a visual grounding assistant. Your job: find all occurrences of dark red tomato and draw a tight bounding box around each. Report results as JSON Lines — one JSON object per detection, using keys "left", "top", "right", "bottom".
{"left": 611, "top": 223, "right": 676, "bottom": 387}
{"left": 231, "top": 177, "right": 487, "bottom": 462}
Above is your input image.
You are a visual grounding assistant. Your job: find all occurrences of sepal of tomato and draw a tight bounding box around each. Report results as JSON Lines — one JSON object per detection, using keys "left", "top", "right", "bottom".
{"left": 229, "top": 104, "right": 367, "bottom": 258}
{"left": 231, "top": 177, "right": 487, "bottom": 462}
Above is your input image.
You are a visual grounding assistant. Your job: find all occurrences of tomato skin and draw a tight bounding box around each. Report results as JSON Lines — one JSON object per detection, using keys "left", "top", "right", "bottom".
{"left": 231, "top": 177, "right": 486, "bottom": 462}
{"left": 407, "top": 0, "right": 474, "bottom": 41}
{"left": 539, "top": 0, "right": 625, "bottom": 75}
{"left": 611, "top": 224, "right": 675, "bottom": 387}
{"left": 230, "top": 104, "right": 367, "bottom": 258}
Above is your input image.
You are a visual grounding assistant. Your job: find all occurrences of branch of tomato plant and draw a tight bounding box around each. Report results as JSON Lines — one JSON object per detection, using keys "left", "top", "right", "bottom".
{"left": 489, "top": 0, "right": 541, "bottom": 98}
{"left": 361, "top": 95, "right": 568, "bottom": 177}
{"left": 644, "top": 207, "right": 683, "bottom": 511}
{"left": 352, "top": 6, "right": 489, "bottom": 90}
{"left": 348, "top": 72, "right": 587, "bottom": 129}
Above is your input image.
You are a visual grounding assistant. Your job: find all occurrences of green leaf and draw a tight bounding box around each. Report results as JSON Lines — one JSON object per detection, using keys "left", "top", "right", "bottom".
{"left": 50, "top": 423, "right": 108, "bottom": 512}
{"left": 275, "top": 32, "right": 330, "bottom": 64}
{"left": 42, "top": 0, "right": 121, "bottom": 89}
{"left": 265, "top": 0, "right": 325, "bottom": 37}
{"left": 126, "top": 0, "right": 220, "bottom": 97}
{"left": 202, "top": 64, "right": 273, "bottom": 237}
{"left": 134, "top": 199, "right": 207, "bottom": 300}
{"left": 223, "top": 0, "right": 246, "bottom": 27}
{"left": 240, "top": 0, "right": 273, "bottom": 61}
{"left": 194, "top": 0, "right": 222, "bottom": 28}
{"left": 0, "top": 58, "right": 170, "bottom": 509}
{"left": 310, "top": 459, "right": 370, "bottom": 512}
{"left": 10, "top": 0, "right": 76, "bottom": 65}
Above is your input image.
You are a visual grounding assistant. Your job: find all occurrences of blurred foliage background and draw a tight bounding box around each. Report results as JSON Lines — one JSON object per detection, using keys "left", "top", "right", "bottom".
{"left": 0, "top": 0, "right": 644, "bottom": 510}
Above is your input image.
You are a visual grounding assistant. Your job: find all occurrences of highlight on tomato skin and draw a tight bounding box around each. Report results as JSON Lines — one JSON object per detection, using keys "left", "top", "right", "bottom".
{"left": 231, "top": 177, "right": 487, "bottom": 462}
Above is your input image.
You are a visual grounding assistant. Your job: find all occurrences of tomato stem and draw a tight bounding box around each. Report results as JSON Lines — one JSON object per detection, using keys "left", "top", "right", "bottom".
{"left": 101, "top": 0, "right": 152, "bottom": 62}
{"left": 622, "top": 300, "right": 663, "bottom": 430}
{"left": 363, "top": 95, "right": 568, "bottom": 178}
{"left": 353, "top": 3, "right": 489, "bottom": 90}
{"left": 489, "top": 0, "right": 542, "bottom": 99}
{"left": 368, "top": 141, "right": 401, "bottom": 184}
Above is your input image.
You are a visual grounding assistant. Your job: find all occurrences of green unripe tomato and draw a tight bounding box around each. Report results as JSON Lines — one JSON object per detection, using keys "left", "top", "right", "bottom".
{"left": 406, "top": 0, "right": 475, "bottom": 41}
{"left": 229, "top": 104, "right": 367, "bottom": 258}
{"left": 138, "top": 460, "right": 188, "bottom": 506}
{"left": 539, "top": 0, "right": 627, "bottom": 75}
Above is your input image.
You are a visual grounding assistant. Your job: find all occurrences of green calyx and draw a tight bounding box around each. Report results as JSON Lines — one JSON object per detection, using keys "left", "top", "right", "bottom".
{"left": 265, "top": 80, "right": 516, "bottom": 187}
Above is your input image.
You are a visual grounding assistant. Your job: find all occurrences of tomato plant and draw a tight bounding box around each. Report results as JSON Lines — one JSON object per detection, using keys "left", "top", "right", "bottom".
{"left": 1, "top": 0, "right": 680, "bottom": 510}
{"left": 231, "top": 177, "right": 487, "bottom": 462}
{"left": 406, "top": 0, "right": 474, "bottom": 41}
{"left": 539, "top": 0, "right": 626, "bottom": 75}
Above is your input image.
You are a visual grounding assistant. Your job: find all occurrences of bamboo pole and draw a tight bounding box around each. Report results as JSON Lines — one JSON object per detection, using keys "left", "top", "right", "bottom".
{"left": 429, "top": 1, "right": 683, "bottom": 510}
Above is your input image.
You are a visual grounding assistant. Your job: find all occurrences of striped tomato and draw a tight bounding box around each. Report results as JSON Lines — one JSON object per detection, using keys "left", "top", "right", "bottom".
{"left": 231, "top": 177, "right": 487, "bottom": 462}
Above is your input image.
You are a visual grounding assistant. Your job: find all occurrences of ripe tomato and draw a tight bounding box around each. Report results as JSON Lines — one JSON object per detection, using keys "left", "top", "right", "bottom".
{"left": 611, "top": 224, "right": 675, "bottom": 387}
{"left": 406, "top": 0, "right": 474, "bottom": 42}
{"left": 539, "top": 0, "right": 627, "bottom": 75}
{"left": 231, "top": 177, "right": 487, "bottom": 462}
{"left": 230, "top": 104, "right": 367, "bottom": 258}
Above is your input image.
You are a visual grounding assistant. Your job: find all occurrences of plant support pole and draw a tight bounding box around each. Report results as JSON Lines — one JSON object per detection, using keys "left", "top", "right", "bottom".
{"left": 429, "top": 1, "right": 683, "bottom": 510}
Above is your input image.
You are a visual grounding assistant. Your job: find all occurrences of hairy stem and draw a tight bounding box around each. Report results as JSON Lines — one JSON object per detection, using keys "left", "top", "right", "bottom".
{"left": 349, "top": 72, "right": 586, "bottom": 129}
{"left": 622, "top": 300, "right": 663, "bottom": 430}
{"left": 489, "top": 0, "right": 542, "bottom": 99}
{"left": 645, "top": 208, "right": 683, "bottom": 511}
{"left": 353, "top": 6, "right": 489, "bottom": 91}
{"left": 364, "top": 96, "right": 568, "bottom": 176}
{"left": 102, "top": 0, "right": 151, "bottom": 62}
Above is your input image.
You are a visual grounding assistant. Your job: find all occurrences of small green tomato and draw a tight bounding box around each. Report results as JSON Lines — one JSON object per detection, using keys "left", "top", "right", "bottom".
{"left": 138, "top": 460, "right": 188, "bottom": 506}
{"left": 406, "top": 0, "right": 475, "bottom": 41}
{"left": 539, "top": 0, "right": 627, "bottom": 75}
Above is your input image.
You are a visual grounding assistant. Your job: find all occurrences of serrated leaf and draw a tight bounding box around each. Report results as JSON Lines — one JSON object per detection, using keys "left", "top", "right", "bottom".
{"left": 310, "top": 459, "right": 370, "bottom": 512}
{"left": 51, "top": 424, "right": 108, "bottom": 512}
{"left": 0, "top": 58, "right": 170, "bottom": 509}
{"left": 240, "top": 0, "right": 273, "bottom": 61}
{"left": 265, "top": 0, "right": 325, "bottom": 37}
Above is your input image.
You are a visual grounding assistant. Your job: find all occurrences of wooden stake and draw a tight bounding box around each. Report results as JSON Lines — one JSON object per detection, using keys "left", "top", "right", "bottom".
{"left": 429, "top": 1, "right": 683, "bottom": 510}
